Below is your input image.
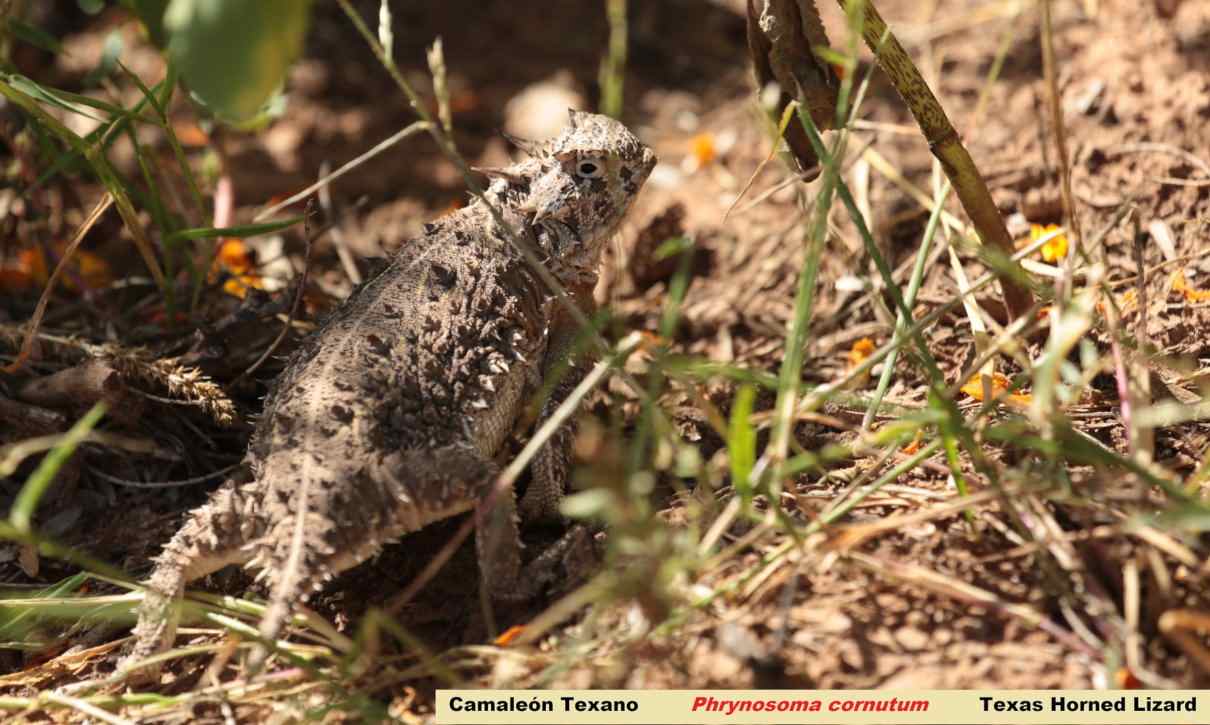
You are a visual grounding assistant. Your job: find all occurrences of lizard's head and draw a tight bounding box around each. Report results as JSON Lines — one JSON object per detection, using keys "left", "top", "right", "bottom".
{"left": 513, "top": 109, "right": 656, "bottom": 284}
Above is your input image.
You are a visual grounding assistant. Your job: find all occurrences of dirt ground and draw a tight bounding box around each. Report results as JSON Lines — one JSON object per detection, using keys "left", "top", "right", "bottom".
{"left": 2, "top": 0, "right": 1210, "bottom": 719}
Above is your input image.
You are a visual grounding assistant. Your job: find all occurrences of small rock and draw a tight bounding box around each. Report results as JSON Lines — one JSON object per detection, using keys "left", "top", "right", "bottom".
{"left": 504, "top": 72, "right": 586, "bottom": 142}
{"left": 894, "top": 626, "right": 931, "bottom": 650}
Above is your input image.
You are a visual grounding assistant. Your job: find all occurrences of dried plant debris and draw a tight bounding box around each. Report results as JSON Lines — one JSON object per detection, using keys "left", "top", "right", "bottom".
{"left": 0, "top": 325, "right": 237, "bottom": 427}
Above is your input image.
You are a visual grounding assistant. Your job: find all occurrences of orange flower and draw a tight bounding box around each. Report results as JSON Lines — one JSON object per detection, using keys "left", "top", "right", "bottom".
{"left": 843, "top": 337, "right": 877, "bottom": 389}
{"left": 1030, "top": 223, "right": 1068, "bottom": 263}
{"left": 0, "top": 244, "right": 112, "bottom": 293}
{"left": 1117, "top": 288, "right": 1139, "bottom": 312}
{"left": 73, "top": 249, "right": 112, "bottom": 289}
{"left": 216, "top": 238, "right": 253, "bottom": 271}
{"left": 210, "top": 238, "right": 264, "bottom": 299}
{"left": 1170, "top": 268, "right": 1210, "bottom": 302}
{"left": 0, "top": 248, "right": 48, "bottom": 292}
{"left": 689, "top": 133, "right": 717, "bottom": 167}
{"left": 493, "top": 624, "right": 525, "bottom": 647}
{"left": 1095, "top": 288, "right": 1139, "bottom": 317}
{"left": 637, "top": 330, "right": 670, "bottom": 351}
{"left": 171, "top": 120, "right": 209, "bottom": 148}
{"left": 847, "top": 337, "right": 875, "bottom": 369}
{"left": 959, "top": 372, "right": 1032, "bottom": 408}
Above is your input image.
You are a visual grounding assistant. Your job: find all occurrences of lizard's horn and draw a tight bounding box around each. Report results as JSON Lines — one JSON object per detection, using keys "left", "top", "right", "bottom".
{"left": 472, "top": 165, "right": 525, "bottom": 183}
{"left": 500, "top": 130, "right": 547, "bottom": 158}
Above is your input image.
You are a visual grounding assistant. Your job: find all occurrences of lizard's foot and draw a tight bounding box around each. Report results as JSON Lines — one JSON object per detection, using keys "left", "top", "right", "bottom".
{"left": 485, "top": 523, "right": 598, "bottom": 603}
{"left": 472, "top": 524, "right": 598, "bottom": 641}
{"left": 521, "top": 523, "right": 598, "bottom": 598}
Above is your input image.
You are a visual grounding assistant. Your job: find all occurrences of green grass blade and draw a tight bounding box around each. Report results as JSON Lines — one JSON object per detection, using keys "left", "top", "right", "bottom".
{"left": 4, "top": 74, "right": 115, "bottom": 124}
{"left": 10, "top": 403, "right": 107, "bottom": 534}
{"left": 165, "top": 216, "right": 304, "bottom": 245}
{"left": 119, "top": 59, "right": 206, "bottom": 217}
{"left": 5, "top": 18, "right": 63, "bottom": 54}
{"left": 727, "top": 384, "right": 757, "bottom": 504}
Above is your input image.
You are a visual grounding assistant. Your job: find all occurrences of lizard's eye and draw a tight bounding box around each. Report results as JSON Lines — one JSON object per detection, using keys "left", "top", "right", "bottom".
{"left": 575, "top": 158, "right": 606, "bottom": 179}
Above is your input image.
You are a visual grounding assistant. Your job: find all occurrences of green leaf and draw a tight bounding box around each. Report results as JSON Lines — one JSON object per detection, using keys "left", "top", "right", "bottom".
{"left": 164, "top": 0, "right": 311, "bottom": 123}
{"left": 1155, "top": 505, "right": 1210, "bottom": 533}
{"left": 0, "top": 573, "right": 91, "bottom": 644}
{"left": 164, "top": 216, "right": 303, "bottom": 245}
{"left": 653, "top": 235, "right": 692, "bottom": 261}
{"left": 82, "top": 30, "right": 125, "bottom": 87}
{"left": 6, "top": 19, "right": 63, "bottom": 55}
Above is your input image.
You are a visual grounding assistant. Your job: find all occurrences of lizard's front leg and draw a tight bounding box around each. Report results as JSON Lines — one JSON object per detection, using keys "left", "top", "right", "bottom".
{"left": 519, "top": 285, "right": 598, "bottom": 524}
{"left": 477, "top": 460, "right": 593, "bottom": 605}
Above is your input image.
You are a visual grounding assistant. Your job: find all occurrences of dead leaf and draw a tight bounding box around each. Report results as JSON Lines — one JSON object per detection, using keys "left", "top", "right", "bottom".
{"left": 746, "top": 0, "right": 838, "bottom": 179}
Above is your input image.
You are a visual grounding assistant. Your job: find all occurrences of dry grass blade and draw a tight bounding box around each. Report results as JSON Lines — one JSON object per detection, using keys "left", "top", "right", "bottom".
{"left": 825, "top": 486, "right": 1003, "bottom": 550}
{"left": 1113, "top": 141, "right": 1210, "bottom": 178}
{"left": 1, "top": 430, "right": 174, "bottom": 477}
{"left": 316, "top": 160, "right": 362, "bottom": 285}
{"left": 1099, "top": 219, "right": 1155, "bottom": 465}
{"left": 860, "top": 145, "right": 965, "bottom": 233}
{"left": 1039, "top": 0, "right": 1082, "bottom": 262}
{"left": 724, "top": 101, "right": 806, "bottom": 223}
{"left": 42, "top": 692, "right": 134, "bottom": 725}
{"left": 107, "top": 351, "right": 238, "bottom": 427}
{"left": 1158, "top": 610, "right": 1210, "bottom": 676}
{"left": 0, "top": 325, "right": 238, "bottom": 427}
{"left": 252, "top": 120, "right": 429, "bottom": 222}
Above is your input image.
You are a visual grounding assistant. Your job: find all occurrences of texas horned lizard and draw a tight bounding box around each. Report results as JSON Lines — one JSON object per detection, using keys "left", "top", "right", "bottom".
{"left": 124, "top": 110, "right": 655, "bottom": 674}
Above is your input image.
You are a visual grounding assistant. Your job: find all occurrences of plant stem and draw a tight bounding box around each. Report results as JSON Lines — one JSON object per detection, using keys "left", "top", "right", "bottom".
{"left": 835, "top": 0, "right": 1034, "bottom": 321}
